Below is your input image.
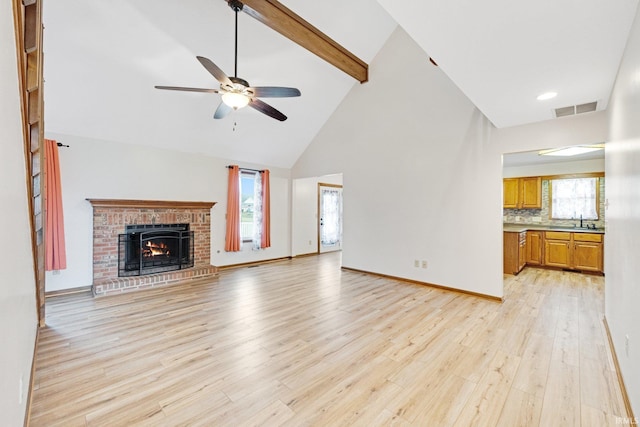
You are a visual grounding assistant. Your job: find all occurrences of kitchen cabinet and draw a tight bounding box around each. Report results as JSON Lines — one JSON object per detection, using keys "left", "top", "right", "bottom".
{"left": 518, "top": 236, "right": 527, "bottom": 271}
{"left": 543, "top": 231, "right": 603, "bottom": 273}
{"left": 503, "top": 177, "right": 542, "bottom": 209}
{"left": 521, "top": 177, "right": 542, "bottom": 208}
{"left": 503, "top": 179, "right": 519, "bottom": 209}
{"left": 504, "top": 231, "right": 527, "bottom": 274}
{"left": 504, "top": 225, "right": 604, "bottom": 274}
{"left": 526, "top": 231, "right": 544, "bottom": 265}
{"left": 544, "top": 231, "right": 571, "bottom": 268}
{"left": 573, "top": 233, "right": 603, "bottom": 272}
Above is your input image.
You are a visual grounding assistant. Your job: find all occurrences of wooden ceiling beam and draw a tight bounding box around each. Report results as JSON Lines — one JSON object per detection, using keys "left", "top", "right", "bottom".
{"left": 228, "top": 0, "right": 368, "bottom": 83}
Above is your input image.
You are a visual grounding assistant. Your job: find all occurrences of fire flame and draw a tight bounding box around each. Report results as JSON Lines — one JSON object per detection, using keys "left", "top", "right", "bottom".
{"left": 143, "top": 241, "right": 170, "bottom": 257}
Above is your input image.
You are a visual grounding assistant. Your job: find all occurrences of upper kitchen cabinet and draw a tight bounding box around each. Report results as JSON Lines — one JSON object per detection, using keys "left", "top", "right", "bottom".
{"left": 503, "top": 177, "right": 541, "bottom": 209}
{"left": 503, "top": 179, "right": 519, "bottom": 208}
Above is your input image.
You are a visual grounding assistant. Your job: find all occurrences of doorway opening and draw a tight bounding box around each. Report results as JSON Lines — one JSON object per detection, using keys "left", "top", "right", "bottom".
{"left": 502, "top": 145, "right": 605, "bottom": 276}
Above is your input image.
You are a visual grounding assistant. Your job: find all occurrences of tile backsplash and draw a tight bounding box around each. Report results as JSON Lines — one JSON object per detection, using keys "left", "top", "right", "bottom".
{"left": 503, "top": 178, "right": 605, "bottom": 228}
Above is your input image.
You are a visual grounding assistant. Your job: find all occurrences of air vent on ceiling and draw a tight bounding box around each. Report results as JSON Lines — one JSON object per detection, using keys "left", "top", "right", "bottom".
{"left": 554, "top": 101, "right": 598, "bottom": 118}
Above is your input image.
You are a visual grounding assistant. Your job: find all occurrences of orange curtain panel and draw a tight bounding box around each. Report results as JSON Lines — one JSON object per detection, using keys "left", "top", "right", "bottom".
{"left": 44, "top": 139, "right": 67, "bottom": 270}
{"left": 260, "top": 169, "right": 271, "bottom": 248}
{"left": 224, "top": 165, "right": 242, "bottom": 252}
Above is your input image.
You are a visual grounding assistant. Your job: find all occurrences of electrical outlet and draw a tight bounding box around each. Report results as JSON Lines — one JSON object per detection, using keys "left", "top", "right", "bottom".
{"left": 421, "top": 260, "right": 428, "bottom": 269}
{"left": 19, "top": 376, "right": 23, "bottom": 404}
{"left": 626, "top": 334, "right": 630, "bottom": 357}
{"left": 414, "top": 259, "right": 420, "bottom": 268}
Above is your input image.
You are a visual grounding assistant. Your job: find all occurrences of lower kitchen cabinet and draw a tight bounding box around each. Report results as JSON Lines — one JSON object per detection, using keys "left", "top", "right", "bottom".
{"left": 544, "top": 231, "right": 571, "bottom": 268}
{"left": 504, "top": 231, "right": 527, "bottom": 275}
{"left": 544, "top": 231, "right": 603, "bottom": 273}
{"left": 518, "top": 237, "right": 527, "bottom": 271}
{"left": 526, "top": 231, "right": 544, "bottom": 265}
{"left": 504, "top": 228, "right": 604, "bottom": 275}
{"left": 573, "top": 233, "right": 603, "bottom": 272}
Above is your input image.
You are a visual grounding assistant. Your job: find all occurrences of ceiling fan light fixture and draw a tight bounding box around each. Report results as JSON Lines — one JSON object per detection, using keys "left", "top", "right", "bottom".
{"left": 221, "top": 92, "right": 250, "bottom": 109}
{"left": 154, "top": 3, "right": 298, "bottom": 121}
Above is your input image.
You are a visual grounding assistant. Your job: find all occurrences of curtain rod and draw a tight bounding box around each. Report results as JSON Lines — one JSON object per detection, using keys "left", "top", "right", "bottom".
{"left": 226, "top": 165, "right": 264, "bottom": 173}
{"left": 56, "top": 142, "right": 70, "bottom": 148}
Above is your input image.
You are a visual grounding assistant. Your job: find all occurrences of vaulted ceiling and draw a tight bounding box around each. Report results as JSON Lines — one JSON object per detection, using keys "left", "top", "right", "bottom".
{"left": 43, "top": 0, "right": 638, "bottom": 168}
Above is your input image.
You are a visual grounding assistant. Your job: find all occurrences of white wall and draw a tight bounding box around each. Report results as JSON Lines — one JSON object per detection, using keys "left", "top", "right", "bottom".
{"left": 0, "top": 5, "right": 39, "bottom": 424}
{"left": 45, "top": 133, "right": 291, "bottom": 291}
{"left": 293, "top": 26, "right": 608, "bottom": 299}
{"left": 493, "top": 111, "right": 608, "bottom": 155}
{"left": 292, "top": 174, "right": 342, "bottom": 256}
{"left": 293, "top": 27, "right": 502, "bottom": 297}
{"left": 605, "top": 3, "right": 640, "bottom": 415}
{"left": 503, "top": 158, "right": 605, "bottom": 178}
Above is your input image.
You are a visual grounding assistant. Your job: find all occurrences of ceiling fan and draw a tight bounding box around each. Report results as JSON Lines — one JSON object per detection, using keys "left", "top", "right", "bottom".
{"left": 155, "top": 0, "right": 301, "bottom": 121}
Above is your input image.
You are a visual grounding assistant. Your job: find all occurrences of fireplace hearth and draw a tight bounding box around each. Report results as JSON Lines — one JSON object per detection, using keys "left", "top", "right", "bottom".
{"left": 118, "top": 223, "right": 194, "bottom": 277}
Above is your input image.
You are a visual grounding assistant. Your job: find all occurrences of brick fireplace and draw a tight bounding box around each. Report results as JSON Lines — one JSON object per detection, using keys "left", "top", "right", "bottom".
{"left": 87, "top": 199, "right": 218, "bottom": 296}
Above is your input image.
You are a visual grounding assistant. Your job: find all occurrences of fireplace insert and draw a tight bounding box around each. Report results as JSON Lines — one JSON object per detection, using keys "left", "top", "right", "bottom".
{"left": 118, "top": 223, "right": 194, "bottom": 277}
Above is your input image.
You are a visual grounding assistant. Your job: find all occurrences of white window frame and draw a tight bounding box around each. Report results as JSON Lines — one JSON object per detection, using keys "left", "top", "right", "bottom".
{"left": 240, "top": 171, "right": 256, "bottom": 242}
{"left": 550, "top": 176, "right": 599, "bottom": 220}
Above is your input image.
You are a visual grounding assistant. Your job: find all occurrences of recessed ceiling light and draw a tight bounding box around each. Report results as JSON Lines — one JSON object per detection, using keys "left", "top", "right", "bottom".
{"left": 538, "top": 144, "right": 604, "bottom": 157}
{"left": 537, "top": 92, "right": 558, "bottom": 101}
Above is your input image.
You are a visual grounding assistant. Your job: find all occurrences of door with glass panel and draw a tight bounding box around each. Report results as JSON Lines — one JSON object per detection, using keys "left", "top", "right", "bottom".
{"left": 318, "top": 184, "right": 343, "bottom": 253}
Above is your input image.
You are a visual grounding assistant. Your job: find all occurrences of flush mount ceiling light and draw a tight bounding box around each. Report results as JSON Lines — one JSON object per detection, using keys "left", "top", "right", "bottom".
{"left": 538, "top": 144, "right": 604, "bottom": 157}
{"left": 536, "top": 91, "right": 558, "bottom": 101}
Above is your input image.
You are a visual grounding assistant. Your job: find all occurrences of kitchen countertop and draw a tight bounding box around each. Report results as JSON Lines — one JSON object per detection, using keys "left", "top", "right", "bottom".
{"left": 503, "top": 224, "right": 605, "bottom": 234}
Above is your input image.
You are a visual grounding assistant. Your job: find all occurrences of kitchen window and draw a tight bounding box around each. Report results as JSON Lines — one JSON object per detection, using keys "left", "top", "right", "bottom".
{"left": 550, "top": 177, "right": 599, "bottom": 220}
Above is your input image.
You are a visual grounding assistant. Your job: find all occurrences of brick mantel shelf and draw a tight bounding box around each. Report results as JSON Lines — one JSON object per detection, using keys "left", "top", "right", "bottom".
{"left": 87, "top": 198, "right": 218, "bottom": 296}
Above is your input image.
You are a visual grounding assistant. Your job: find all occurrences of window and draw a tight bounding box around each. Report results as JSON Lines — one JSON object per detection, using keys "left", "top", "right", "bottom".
{"left": 240, "top": 171, "right": 256, "bottom": 242}
{"left": 550, "top": 177, "right": 599, "bottom": 220}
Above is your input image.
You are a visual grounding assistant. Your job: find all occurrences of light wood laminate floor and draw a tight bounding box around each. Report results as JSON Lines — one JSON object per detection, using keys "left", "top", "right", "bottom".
{"left": 30, "top": 253, "right": 627, "bottom": 426}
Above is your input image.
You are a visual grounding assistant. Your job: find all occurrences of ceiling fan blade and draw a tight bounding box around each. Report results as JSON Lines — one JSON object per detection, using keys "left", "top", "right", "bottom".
{"left": 196, "top": 56, "right": 233, "bottom": 88}
{"left": 155, "top": 85, "right": 219, "bottom": 93}
{"left": 214, "top": 101, "right": 233, "bottom": 119}
{"left": 248, "top": 98, "right": 287, "bottom": 121}
{"left": 248, "top": 86, "right": 301, "bottom": 98}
